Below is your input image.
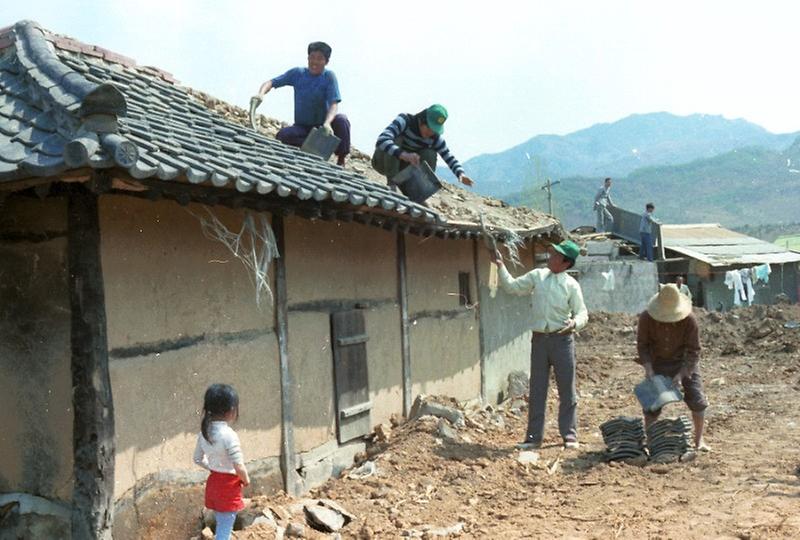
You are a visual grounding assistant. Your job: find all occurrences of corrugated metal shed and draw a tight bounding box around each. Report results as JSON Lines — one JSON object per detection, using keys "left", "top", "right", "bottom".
{"left": 662, "top": 224, "right": 800, "bottom": 266}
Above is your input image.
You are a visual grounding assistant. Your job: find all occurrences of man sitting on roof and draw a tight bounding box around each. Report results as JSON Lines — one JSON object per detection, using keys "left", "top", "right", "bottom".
{"left": 372, "top": 105, "right": 474, "bottom": 187}
{"left": 252, "top": 41, "right": 350, "bottom": 166}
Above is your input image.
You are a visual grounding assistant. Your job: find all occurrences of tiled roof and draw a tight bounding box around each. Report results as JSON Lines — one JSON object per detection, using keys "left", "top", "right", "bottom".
{"left": 0, "top": 20, "right": 440, "bottom": 223}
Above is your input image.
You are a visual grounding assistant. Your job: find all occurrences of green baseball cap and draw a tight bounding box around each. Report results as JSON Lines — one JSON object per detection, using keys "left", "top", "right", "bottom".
{"left": 425, "top": 104, "right": 448, "bottom": 135}
{"left": 551, "top": 240, "right": 580, "bottom": 261}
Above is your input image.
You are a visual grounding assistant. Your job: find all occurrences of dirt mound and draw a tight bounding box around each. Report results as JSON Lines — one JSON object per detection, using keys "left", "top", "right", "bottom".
{"left": 164, "top": 303, "right": 800, "bottom": 539}
{"left": 696, "top": 304, "right": 800, "bottom": 358}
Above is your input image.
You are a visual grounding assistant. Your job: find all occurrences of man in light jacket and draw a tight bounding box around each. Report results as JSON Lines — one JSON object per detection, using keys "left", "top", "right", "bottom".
{"left": 492, "top": 240, "right": 588, "bottom": 450}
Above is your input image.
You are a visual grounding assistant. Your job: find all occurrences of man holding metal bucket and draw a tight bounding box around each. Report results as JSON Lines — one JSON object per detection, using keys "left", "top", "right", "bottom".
{"left": 251, "top": 41, "right": 351, "bottom": 166}
{"left": 636, "top": 284, "right": 710, "bottom": 451}
{"left": 372, "top": 104, "right": 474, "bottom": 199}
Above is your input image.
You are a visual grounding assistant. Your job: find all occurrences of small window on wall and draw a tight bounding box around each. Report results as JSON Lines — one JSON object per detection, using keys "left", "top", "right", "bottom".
{"left": 458, "top": 272, "right": 472, "bottom": 306}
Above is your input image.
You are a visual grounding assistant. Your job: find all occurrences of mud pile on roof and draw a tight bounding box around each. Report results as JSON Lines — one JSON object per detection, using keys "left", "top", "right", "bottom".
{"left": 188, "top": 89, "right": 560, "bottom": 235}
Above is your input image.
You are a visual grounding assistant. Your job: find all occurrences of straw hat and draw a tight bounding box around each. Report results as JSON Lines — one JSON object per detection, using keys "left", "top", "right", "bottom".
{"left": 646, "top": 284, "right": 692, "bottom": 323}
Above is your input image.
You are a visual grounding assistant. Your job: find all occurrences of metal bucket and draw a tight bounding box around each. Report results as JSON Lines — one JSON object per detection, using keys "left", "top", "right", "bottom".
{"left": 634, "top": 374, "right": 683, "bottom": 412}
{"left": 390, "top": 161, "right": 442, "bottom": 203}
{"left": 301, "top": 127, "right": 341, "bottom": 161}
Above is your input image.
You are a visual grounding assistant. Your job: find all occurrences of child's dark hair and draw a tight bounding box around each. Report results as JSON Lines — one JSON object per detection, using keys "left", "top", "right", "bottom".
{"left": 201, "top": 383, "right": 240, "bottom": 442}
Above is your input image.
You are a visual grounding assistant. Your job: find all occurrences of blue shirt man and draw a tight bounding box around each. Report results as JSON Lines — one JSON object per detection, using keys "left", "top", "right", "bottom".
{"left": 271, "top": 67, "right": 340, "bottom": 127}
{"left": 253, "top": 41, "right": 351, "bottom": 166}
{"left": 639, "top": 203, "right": 659, "bottom": 261}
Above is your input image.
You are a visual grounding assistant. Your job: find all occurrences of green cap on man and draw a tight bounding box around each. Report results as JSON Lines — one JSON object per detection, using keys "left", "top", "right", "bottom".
{"left": 551, "top": 240, "right": 580, "bottom": 261}
{"left": 425, "top": 104, "right": 448, "bottom": 135}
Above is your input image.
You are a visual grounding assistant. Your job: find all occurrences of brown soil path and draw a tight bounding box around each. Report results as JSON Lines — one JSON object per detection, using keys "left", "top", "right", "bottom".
{"left": 183, "top": 305, "right": 800, "bottom": 539}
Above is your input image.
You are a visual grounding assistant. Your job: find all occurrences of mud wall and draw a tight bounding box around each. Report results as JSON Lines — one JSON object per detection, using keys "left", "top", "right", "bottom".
{"left": 405, "top": 236, "right": 481, "bottom": 402}
{"left": 477, "top": 243, "right": 540, "bottom": 403}
{"left": 99, "top": 195, "right": 281, "bottom": 502}
{"left": 0, "top": 195, "right": 72, "bottom": 503}
{"left": 576, "top": 259, "right": 659, "bottom": 314}
{"left": 283, "top": 217, "right": 402, "bottom": 452}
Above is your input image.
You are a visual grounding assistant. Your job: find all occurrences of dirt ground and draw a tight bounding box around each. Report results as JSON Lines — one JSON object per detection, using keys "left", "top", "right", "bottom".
{"left": 172, "top": 303, "right": 800, "bottom": 539}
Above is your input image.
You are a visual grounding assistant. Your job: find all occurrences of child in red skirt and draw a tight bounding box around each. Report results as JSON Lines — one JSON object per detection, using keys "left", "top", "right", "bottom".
{"left": 193, "top": 384, "right": 250, "bottom": 540}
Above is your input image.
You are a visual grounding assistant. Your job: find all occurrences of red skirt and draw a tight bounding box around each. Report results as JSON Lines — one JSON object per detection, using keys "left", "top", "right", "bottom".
{"left": 205, "top": 471, "right": 244, "bottom": 512}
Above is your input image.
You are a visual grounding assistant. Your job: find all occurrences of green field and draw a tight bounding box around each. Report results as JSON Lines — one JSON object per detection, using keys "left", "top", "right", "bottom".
{"left": 775, "top": 235, "right": 800, "bottom": 251}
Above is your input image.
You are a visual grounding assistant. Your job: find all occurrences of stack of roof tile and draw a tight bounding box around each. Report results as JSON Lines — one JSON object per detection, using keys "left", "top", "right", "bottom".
{"left": 600, "top": 416, "right": 647, "bottom": 461}
{"left": 646, "top": 416, "right": 692, "bottom": 463}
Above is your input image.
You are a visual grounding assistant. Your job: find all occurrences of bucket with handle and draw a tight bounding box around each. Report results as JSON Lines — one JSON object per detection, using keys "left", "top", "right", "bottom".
{"left": 390, "top": 161, "right": 442, "bottom": 203}
{"left": 301, "top": 127, "right": 341, "bottom": 161}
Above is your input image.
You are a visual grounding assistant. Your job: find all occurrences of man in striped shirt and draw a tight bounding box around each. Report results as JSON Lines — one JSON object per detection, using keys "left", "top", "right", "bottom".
{"left": 372, "top": 104, "right": 474, "bottom": 187}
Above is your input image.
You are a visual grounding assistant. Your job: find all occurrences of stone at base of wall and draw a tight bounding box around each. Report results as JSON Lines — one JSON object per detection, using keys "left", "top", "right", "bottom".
{"left": 297, "top": 439, "right": 366, "bottom": 493}
{"left": 0, "top": 493, "right": 72, "bottom": 540}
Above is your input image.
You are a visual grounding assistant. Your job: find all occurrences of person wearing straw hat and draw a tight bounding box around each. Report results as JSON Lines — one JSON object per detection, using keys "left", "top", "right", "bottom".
{"left": 636, "top": 284, "right": 710, "bottom": 451}
{"left": 491, "top": 240, "right": 588, "bottom": 450}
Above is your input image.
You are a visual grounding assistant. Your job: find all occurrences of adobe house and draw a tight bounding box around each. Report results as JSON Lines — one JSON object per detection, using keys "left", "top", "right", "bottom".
{"left": 0, "top": 21, "right": 563, "bottom": 538}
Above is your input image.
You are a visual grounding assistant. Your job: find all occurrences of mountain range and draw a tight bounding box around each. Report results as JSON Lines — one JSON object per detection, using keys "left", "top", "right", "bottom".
{"left": 460, "top": 112, "right": 800, "bottom": 228}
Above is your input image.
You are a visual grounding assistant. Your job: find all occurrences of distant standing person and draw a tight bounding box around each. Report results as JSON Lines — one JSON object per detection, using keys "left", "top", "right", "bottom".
{"left": 636, "top": 284, "right": 710, "bottom": 451}
{"left": 491, "top": 240, "right": 588, "bottom": 450}
{"left": 372, "top": 104, "right": 474, "bottom": 187}
{"left": 639, "top": 202, "right": 659, "bottom": 262}
{"left": 676, "top": 275, "right": 692, "bottom": 302}
{"left": 593, "top": 177, "right": 615, "bottom": 232}
{"left": 252, "top": 41, "right": 351, "bottom": 166}
{"left": 193, "top": 384, "right": 250, "bottom": 540}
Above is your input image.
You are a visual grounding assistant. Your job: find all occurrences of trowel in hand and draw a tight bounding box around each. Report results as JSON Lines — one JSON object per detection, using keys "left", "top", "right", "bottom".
{"left": 249, "top": 96, "right": 261, "bottom": 131}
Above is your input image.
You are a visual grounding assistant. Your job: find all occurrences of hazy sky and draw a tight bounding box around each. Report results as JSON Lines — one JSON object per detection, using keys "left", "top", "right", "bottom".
{"left": 6, "top": 1, "right": 800, "bottom": 160}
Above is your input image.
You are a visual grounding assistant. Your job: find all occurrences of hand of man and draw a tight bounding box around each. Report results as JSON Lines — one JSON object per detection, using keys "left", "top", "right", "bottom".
{"left": 399, "top": 152, "right": 420, "bottom": 166}
{"left": 321, "top": 123, "right": 334, "bottom": 136}
{"left": 672, "top": 368, "right": 689, "bottom": 387}
{"left": 643, "top": 362, "right": 655, "bottom": 379}
{"left": 459, "top": 174, "right": 475, "bottom": 187}
{"left": 489, "top": 248, "right": 503, "bottom": 265}
{"left": 557, "top": 318, "right": 576, "bottom": 334}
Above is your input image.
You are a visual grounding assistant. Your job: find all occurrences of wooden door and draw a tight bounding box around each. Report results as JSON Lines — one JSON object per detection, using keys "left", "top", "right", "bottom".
{"left": 330, "top": 310, "right": 372, "bottom": 443}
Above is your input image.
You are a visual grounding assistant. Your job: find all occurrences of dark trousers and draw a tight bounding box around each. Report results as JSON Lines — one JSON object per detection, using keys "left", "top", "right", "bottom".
{"left": 371, "top": 145, "right": 437, "bottom": 183}
{"left": 639, "top": 232, "right": 654, "bottom": 261}
{"left": 648, "top": 361, "right": 708, "bottom": 415}
{"left": 276, "top": 114, "right": 351, "bottom": 158}
{"left": 526, "top": 333, "right": 578, "bottom": 443}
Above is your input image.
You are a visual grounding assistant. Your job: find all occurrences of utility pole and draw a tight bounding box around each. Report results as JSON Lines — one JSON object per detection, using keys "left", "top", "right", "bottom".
{"left": 540, "top": 177, "right": 561, "bottom": 216}
{"left": 526, "top": 152, "right": 560, "bottom": 217}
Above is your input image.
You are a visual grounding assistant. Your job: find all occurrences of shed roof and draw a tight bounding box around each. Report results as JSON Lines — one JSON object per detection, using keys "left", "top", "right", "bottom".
{"left": 0, "top": 20, "right": 559, "bottom": 240}
{"left": 661, "top": 223, "right": 800, "bottom": 266}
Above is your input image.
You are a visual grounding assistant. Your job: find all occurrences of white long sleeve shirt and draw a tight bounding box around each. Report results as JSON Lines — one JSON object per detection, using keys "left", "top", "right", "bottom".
{"left": 498, "top": 265, "right": 588, "bottom": 333}
{"left": 193, "top": 421, "right": 244, "bottom": 475}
